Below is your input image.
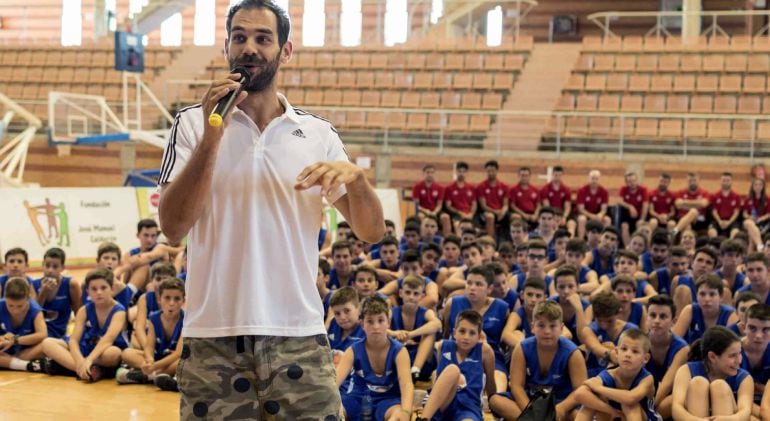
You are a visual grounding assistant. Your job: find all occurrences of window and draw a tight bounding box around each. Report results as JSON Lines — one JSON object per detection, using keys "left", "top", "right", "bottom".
{"left": 384, "top": 0, "right": 407, "bottom": 46}
{"left": 160, "top": 12, "right": 182, "bottom": 46}
{"left": 340, "top": 0, "right": 361, "bottom": 47}
{"left": 302, "top": 0, "right": 325, "bottom": 47}
{"left": 430, "top": 0, "right": 443, "bottom": 24}
{"left": 129, "top": 0, "right": 150, "bottom": 17}
{"left": 61, "top": 0, "right": 82, "bottom": 46}
{"left": 486, "top": 5, "right": 503, "bottom": 47}
{"left": 105, "top": 0, "right": 117, "bottom": 31}
{"left": 194, "top": 0, "right": 216, "bottom": 45}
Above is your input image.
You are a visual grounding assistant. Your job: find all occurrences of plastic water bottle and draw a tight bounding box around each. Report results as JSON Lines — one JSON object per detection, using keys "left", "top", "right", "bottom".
{"left": 361, "top": 393, "right": 373, "bottom": 421}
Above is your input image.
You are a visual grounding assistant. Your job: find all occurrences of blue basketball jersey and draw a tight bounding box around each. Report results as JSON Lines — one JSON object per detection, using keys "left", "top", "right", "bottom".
{"left": 148, "top": 309, "right": 184, "bottom": 360}
{"left": 598, "top": 368, "right": 662, "bottom": 421}
{"left": 687, "top": 303, "right": 734, "bottom": 343}
{"left": 641, "top": 252, "right": 655, "bottom": 275}
{"left": 654, "top": 268, "right": 674, "bottom": 296}
{"left": 515, "top": 307, "right": 533, "bottom": 338}
{"left": 590, "top": 249, "right": 615, "bottom": 278}
{"left": 448, "top": 296, "right": 508, "bottom": 359}
{"left": 578, "top": 266, "right": 592, "bottom": 284}
{"left": 728, "top": 322, "right": 742, "bottom": 337}
{"left": 436, "top": 340, "right": 484, "bottom": 418}
{"left": 328, "top": 319, "right": 366, "bottom": 352}
{"left": 501, "top": 288, "right": 519, "bottom": 312}
{"left": 687, "top": 361, "right": 750, "bottom": 398}
{"left": 31, "top": 276, "right": 73, "bottom": 339}
{"left": 515, "top": 272, "right": 553, "bottom": 293}
{"left": 717, "top": 269, "right": 747, "bottom": 295}
{"left": 0, "top": 298, "right": 42, "bottom": 355}
{"left": 627, "top": 302, "right": 644, "bottom": 327}
{"left": 740, "top": 346, "right": 770, "bottom": 403}
{"left": 0, "top": 275, "right": 33, "bottom": 296}
{"left": 645, "top": 333, "right": 688, "bottom": 385}
{"left": 350, "top": 338, "right": 403, "bottom": 404}
{"left": 586, "top": 321, "right": 638, "bottom": 377}
{"left": 521, "top": 336, "right": 579, "bottom": 403}
{"left": 737, "top": 283, "right": 770, "bottom": 305}
{"left": 328, "top": 268, "right": 355, "bottom": 290}
{"left": 81, "top": 284, "right": 133, "bottom": 310}
{"left": 548, "top": 295, "right": 589, "bottom": 345}
{"left": 79, "top": 302, "right": 129, "bottom": 356}
{"left": 676, "top": 275, "right": 697, "bottom": 302}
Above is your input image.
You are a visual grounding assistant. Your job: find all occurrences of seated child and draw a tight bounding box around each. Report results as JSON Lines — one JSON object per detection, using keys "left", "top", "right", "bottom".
{"left": 611, "top": 275, "right": 648, "bottom": 331}
{"left": 739, "top": 303, "right": 770, "bottom": 416}
{"left": 336, "top": 296, "right": 413, "bottom": 421}
{"left": 583, "top": 292, "right": 638, "bottom": 377}
{"left": 417, "top": 310, "right": 496, "bottom": 421}
{"left": 549, "top": 266, "right": 591, "bottom": 344}
{"left": 501, "top": 277, "right": 547, "bottom": 348}
{"left": 490, "top": 301, "right": 587, "bottom": 420}
{"left": 129, "top": 262, "right": 177, "bottom": 351}
{"left": 0, "top": 248, "right": 34, "bottom": 297}
{"left": 32, "top": 247, "right": 81, "bottom": 339}
{"left": 388, "top": 275, "right": 442, "bottom": 382}
{"left": 86, "top": 242, "right": 133, "bottom": 309}
{"left": 327, "top": 287, "right": 365, "bottom": 393}
{"left": 673, "top": 274, "right": 738, "bottom": 343}
{"left": 40, "top": 268, "right": 129, "bottom": 381}
{"left": 574, "top": 328, "right": 662, "bottom": 421}
{"left": 486, "top": 262, "right": 518, "bottom": 312}
{"left": 729, "top": 291, "right": 761, "bottom": 337}
{"left": 0, "top": 277, "right": 47, "bottom": 371}
{"left": 672, "top": 326, "right": 753, "bottom": 420}
{"left": 353, "top": 265, "right": 389, "bottom": 302}
{"left": 118, "top": 277, "right": 185, "bottom": 391}
{"left": 645, "top": 294, "right": 689, "bottom": 419}
{"left": 378, "top": 250, "right": 438, "bottom": 309}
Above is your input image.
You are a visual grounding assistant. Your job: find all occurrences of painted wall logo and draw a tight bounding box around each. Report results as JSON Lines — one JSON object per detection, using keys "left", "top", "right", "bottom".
{"left": 23, "top": 198, "right": 70, "bottom": 247}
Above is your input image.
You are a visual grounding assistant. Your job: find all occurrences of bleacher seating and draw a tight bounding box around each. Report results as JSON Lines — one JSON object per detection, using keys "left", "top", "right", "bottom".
{"left": 178, "top": 38, "right": 532, "bottom": 142}
{"left": 0, "top": 44, "right": 181, "bottom": 122}
{"left": 544, "top": 35, "right": 770, "bottom": 154}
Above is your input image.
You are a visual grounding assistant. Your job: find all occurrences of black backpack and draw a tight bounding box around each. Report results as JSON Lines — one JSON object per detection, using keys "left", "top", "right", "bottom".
{"left": 518, "top": 389, "right": 556, "bottom": 421}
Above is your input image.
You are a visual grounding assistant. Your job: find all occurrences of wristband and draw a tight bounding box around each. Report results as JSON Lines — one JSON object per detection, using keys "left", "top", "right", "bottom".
{"left": 13, "top": 335, "right": 19, "bottom": 346}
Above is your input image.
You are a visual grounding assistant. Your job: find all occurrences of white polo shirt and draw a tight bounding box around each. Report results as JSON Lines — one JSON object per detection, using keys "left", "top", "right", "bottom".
{"left": 159, "top": 94, "right": 348, "bottom": 337}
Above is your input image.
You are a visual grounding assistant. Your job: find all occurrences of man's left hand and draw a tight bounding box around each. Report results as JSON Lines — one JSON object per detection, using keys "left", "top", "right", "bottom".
{"left": 295, "top": 161, "right": 364, "bottom": 197}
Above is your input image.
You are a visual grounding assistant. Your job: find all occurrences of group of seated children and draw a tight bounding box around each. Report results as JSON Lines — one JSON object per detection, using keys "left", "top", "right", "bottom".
{"left": 0, "top": 219, "right": 186, "bottom": 392}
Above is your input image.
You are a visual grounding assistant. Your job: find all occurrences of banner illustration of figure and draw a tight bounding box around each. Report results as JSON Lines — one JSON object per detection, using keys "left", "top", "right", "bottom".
{"left": 36, "top": 198, "right": 60, "bottom": 241}
{"left": 54, "top": 202, "right": 70, "bottom": 247}
{"left": 23, "top": 200, "right": 49, "bottom": 246}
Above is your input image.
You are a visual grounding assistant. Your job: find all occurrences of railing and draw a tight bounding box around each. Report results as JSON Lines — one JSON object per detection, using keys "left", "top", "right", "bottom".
{"left": 439, "top": 0, "right": 538, "bottom": 41}
{"left": 0, "top": 93, "right": 41, "bottom": 186}
{"left": 587, "top": 10, "right": 770, "bottom": 40}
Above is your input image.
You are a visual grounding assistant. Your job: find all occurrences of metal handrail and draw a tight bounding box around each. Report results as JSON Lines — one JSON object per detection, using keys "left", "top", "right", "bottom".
{"left": 587, "top": 10, "right": 770, "bottom": 40}
{"left": 0, "top": 93, "right": 41, "bottom": 186}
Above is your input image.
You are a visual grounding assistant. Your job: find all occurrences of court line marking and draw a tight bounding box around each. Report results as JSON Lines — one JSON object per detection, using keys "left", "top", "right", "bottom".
{"left": 0, "top": 375, "right": 39, "bottom": 388}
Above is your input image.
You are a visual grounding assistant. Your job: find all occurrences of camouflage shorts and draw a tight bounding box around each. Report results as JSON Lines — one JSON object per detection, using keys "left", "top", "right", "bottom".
{"left": 177, "top": 335, "right": 342, "bottom": 420}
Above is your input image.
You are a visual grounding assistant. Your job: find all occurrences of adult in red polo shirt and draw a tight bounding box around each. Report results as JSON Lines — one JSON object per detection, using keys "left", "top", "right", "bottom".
{"left": 444, "top": 161, "right": 476, "bottom": 234}
{"left": 743, "top": 178, "right": 770, "bottom": 251}
{"left": 675, "top": 172, "right": 711, "bottom": 233}
{"left": 412, "top": 164, "right": 446, "bottom": 229}
{"left": 710, "top": 172, "right": 742, "bottom": 237}
{"left": 618, "top": 171, "right": 649, "bottom": 246}
{"left": 509, "top": 166, "right": 540, "bottom": 228}
{"left": 540, "top": 165, "right": 575, "bottom": 235}
{"left": 576, "top": 169, "right": 610, "bottom": 240}
{"left": 476, "top": 160, "right": 509, "bottom": 237}
{"left": 649, "top": 173, "right": 677, "bottom": 231}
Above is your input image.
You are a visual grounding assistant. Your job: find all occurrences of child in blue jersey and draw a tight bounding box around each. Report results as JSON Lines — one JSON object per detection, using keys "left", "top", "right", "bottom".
{"left": 641, "top": 230, "right": 671, "bottom": 275}
{"left": 41, "top": 268, "right": 128, "bottom": 381}
{"left": 0, "top": 278, "right": 47, "bottom": 371}
{"left": 0, "top": 248, "right": 34, "bottom": 298}
{"left": 420, "top": 243, "right": 441, "bottom": 283}
{"left": 316, "top": 258, "right": 332, "bottom": 318}
{"left": 718, "top": 239, "right": 748, "bottom": 302}
{"left": 550, "top": 266, "right": 591, "bottom": 344}
{"left": 371, "top": 236, "right": 402, "bottom": 284}
{"left": 582, "top": 226, "right": 619, "bottom": 279}
{"left": 336, "top": 296, "right": 414, "bottom": 421}
{"left": 399, "top": 222, "right": 422, "bottom": 255}
{"left": 612, "top": 276, "right": 648, "bottom": 332}
{"left": 326, "top": 287, "right": 365, "bottom": 396}
{"left": 560, "top": 238, "right": 599, "bottom": 296}
{"left": 730, "top": 291, "right": 761, "bottom": 337}
{"left": 497, "top": 242, "right": 518, "bottom": 275}
{"left": 645, "top": 294, "right": 689, "bottom": 419}
{"left": 593, "top": 250, "right": 656, "bottom": 302}
{"left": 491, "top": 301, "right": 587, "bottom": 420}
{"left": 84, "top": 242, "right": 133, "bottom": 310}
{"left": 121, "top": 219, "right": 161, "bottom": 294}
{"left": 418, "top": 310, "right": 496, "bottom": 421}
{"left": 674, "top": 274, "right": 738, "bottom": 343}
{"left": 442, "top": 241, "right": 484, "bottom": 296}
{"left": 118, "top": 278, "right": 184, "bottom": 391}
{"left": 328, "top": 241, "right": 356, "bottom": 291}
{"left": 575, "top": 328, "right": 662, "bottom": 421}
{"left": 672, "top": 326, "right": 754, "bottom": 419}
{"left": 443, "top": 265, "right": 510, "bottom": 392}
{"left": 353, "top": 264, "right": 390, "bottom": 303}
{"left": 512, "top": 239, "right": 552, "bottom": 293}
{"left": 501, "top": 276, "right": 547, "bottom": 348}
{"left": 647, "top": 246, "right": 689, "bottom": 297}
{"left": 32, "top": 247, "right": 81, "bottom": 339}
{"left": 738, "top": 303, "right": 770, "bottom": 416}
{"left": 737, "top": 252, "right": 770, "bottom": 306}
{"left": 378, "top": 250, "right": 438, "bottom": 309}
{"left": 388, "top": 276, "right": 441, "bottom": 382}
{"left": 487, "top": 262, "right": 518, "bottom": 312}
{"left": 672, "top": 246, "right": 718, "bottom": 316}
{"left": 583, "top": 292, "right": 639, "bottom": 377}
{"left": 128, "top": 262, "right": 177, "bottom": 353}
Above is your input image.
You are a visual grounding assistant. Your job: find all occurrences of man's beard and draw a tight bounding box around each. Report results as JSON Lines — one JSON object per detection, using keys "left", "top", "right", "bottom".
{"left": 230, "top": 51, "right": 281, "bottom": 92}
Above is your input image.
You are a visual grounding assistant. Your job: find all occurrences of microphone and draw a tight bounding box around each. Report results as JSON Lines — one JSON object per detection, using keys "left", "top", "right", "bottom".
{"left": 208, "top": 67, "right": 251, "bottom": 127}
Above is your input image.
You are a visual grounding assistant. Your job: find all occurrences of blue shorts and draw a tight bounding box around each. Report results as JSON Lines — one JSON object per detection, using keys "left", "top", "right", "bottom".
{"left": 494, "top": 354, "right": 508, "bottom": 374}
{"left": 341, "top": 389, "right": 364, "bottom": 420}
{"left": 374, "top": 397, "right": 401, "bottom": 421}
{"left": 433, "top": 398, "right": 482, "bottom": 421}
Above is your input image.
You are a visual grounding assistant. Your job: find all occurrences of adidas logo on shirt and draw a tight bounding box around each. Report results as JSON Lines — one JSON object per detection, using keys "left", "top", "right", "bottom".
{"left": 291, "top": 129, "right": 306, "bottom": 138}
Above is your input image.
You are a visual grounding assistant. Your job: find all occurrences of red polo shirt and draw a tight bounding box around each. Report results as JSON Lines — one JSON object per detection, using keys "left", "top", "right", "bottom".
{"left": 445, "top": 182, "right": 476, "bottom": 214}
{"left": 649, "top": 189, "right": 676, "bottom": 217}
{"left": 711, "top": 189, "right": 742, "bottom": 220}
{"left": 509, "top": 183, "right": 540, "bottom": 214}
{"left": 744, "top": 195, "right": 770, "bottom": 218}
{"left": 412, "top": 180, "right": 444, "bottom": 211}
{"left": 619, "top": 185, "right": 649, "bottom": 215}
{"left": 540, "top": 182, "right": 572, "bottom": 211}
{"left": 677, "top": 188, "right": 711, "bottom": 217}
{"left": 576, "top": 185, "right": 609, "bottom": 214}
{"left": 476, "top": 180, "right": 509, "bottom": 210}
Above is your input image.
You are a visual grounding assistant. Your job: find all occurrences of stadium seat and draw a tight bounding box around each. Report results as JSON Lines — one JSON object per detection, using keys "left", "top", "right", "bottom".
{"left": 421, "top": 92, "right": 440, "bottom": 108}
{"left": 649, "top": 74, "right": 672, "bottom": 92}
{"left": 493, "top": 72, "right": 514, "bottom": 90}
{"left": 690, "top": 95, "right": 713, "bottom": 113}
{"left": 643, "top": 94, "right": 666, "bottom": 112}
{"left": 401, "top": 92, "right": 420, "bottom": 108}
{"left": 323, "top": 89, "right": 342, "bottom": 106}
{"left": 738, "top": 96, "right": 761, "bottom": 114}
{"left": 445, "top": 53, "right": 464, "bottom": 70}
{"left": 464, "top": 53, "right": 484, "bottom": 71}
{"left": 588, "top": 117, "right": 612, "bottom": 136}
{"left": 356, "top": 71, "right": 375, "bottom": 89}
{"left": 667, "top": 95, "right": 690, "bottom": 113}
{"left": 342, "top": 90, "right": 361, "bottom": 107}
{"left": 686, "top": 120, "right": 708, "bottom": 138}
{"left": 628, "top": 74, "right": 650, "bottom": 92}
{"left": 481, "top": 93, "right": 502, "bottom": 110}
{"left": 441, "top": 92, "right": 462, "bottom": 109}
{"left": 714, "top": 95, "right": 737, "bottom": 114}
{"left": 473, "top": 73, "right": 494, "bottom": 90}
{"left": 318, "top": 70, "right": 337, "bottom": 88}
{"left": 659, "top": 119, "right": 683, "bottom": 139}
{"left": 584, "top": 74, "right": 606, "bottom": 91}
{"left": 732, "top": 120, "right": 755, "bottom": 140}
{"left": 707, "top": 120, "right": 731, "bottom": 139}
{"left": 615, "top": 54, "right": 636, "bottom": 72}
{"left": 598, "top": 94, "right": 620, "bottom": 112}
{"left": 635, "top": 119, "right": 659, "bottom": 137}
{"left": 433, "top": 73, "right": 453, "bottom": 90}
{"left": 407, "top": 113, "right": 428, "bottom": 131}
{"left": 725, "top": 54, "right": 748, "bottom": 72}
{"left": 744, "top": 75, "right": 766, "bottom": 94}
{"left": 381, "top": 91, "right": 400, "bottom": 107}
{"left": 453, "top": 73, "right": 473, "bottom": 90}
{"left": 469, "top": 115, "right": 491, "bottom": 133}
{"left": 637, "top": 55, "right": 658, "bottom": 72}
{"left": 338, "top": 71, "right": 356, "bottom": 89}
{"left": 484, "top": 54, "right": 505, "bottom": 71}
{"left": 593, "top": 55, "right": 614, "bottom": 72}
{"left": 680, "top": 55, "right": 701, "bottom": 72}
{"left": 719, "top": 75, "right": 742, "bottom": 94}
{"left": 576, "top": 93, "right": 598, "bottom": 111}
{"left": 696, "top": 75, "right": 718, "bottom": 93}
{"left": 621, "top": 95, "right": 643, "bottom": 112}
{"left": 565, "top": 74, "right": 584, "bottom": 91}
{"left": 702, "top": 54, "right": 725, "bottom": 72}
{"left": 672, "top": 74, "right": 696, "bottom": 92}
{"left": 414, "top": 72, "right": 432, "bottom": 90}
{"left": 658, "top": 55, "right": 679, "bottom": 72}
{"left": 748, "top": 54, "right": 770, "bottom": 73}
{"left": 447, "top": 114, "right": 469, "bottom": 132}
{"left": 504, "top": 54, "right": 525, "bottom": 71}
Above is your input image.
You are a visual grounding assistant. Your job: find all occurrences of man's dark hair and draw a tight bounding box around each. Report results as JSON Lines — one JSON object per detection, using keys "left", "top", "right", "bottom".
{"left": 226, "top": 0, "right": 291, "bottom": 47}
{"left": 137, "top": 218, "right": 158, "bottom": 234}
{"left": 4, "top": 247, "right": 28, "bottom": 265}
{"left": 484, "top": 160, "right": 499, "bottom": 169}
{"left": 455, "top": 161, "right": 469, "bottom": 171}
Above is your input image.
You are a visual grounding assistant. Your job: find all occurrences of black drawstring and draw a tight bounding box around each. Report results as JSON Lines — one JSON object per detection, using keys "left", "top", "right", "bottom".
{"left": 236, "top": 336, "right": 245, "bottom": 353}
